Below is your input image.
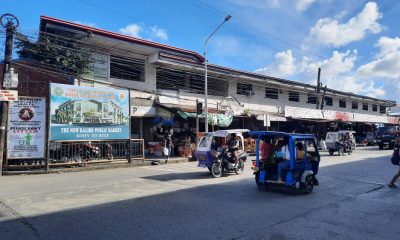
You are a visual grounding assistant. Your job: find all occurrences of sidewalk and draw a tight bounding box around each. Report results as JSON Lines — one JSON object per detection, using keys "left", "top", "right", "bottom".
{"left": 2, "top": 156, "right": 193, "bottom": 176}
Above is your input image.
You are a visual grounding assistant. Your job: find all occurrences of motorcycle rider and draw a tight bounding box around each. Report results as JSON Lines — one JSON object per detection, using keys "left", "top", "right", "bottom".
{"left": 227, "top": 133, "right": 239, "bottom": 163}
{"left": 339, "top": 132, "right": 351, "bottom": 152}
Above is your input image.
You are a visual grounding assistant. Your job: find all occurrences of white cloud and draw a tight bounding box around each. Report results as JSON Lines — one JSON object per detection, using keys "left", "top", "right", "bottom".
{"left": 304, "top": 2, "right": 382, "bottom": 47}
{"left": 269, "top": 0, "right": 281, "bottom": 8}
{"left": 375, "top": 36, "right": 400, "bottom": 58}
{"left": 254, "top": 48, "right": 388, "bottom": 98}
{"left": 150, "top": 26, "right": 168, "bottom": 40}
{"left": 73, "top": 20, "right": 96, "bottom": 28}
{"left": 119, "top": 24, "right": 142, "bottom": 38}
{"left": 296, "top": 0, "right": 316, "bottom": 12}
{"left": 255, "top": 50, "right": 296, "bottom": 77}
{"left": 357, "top": 36, "right": 400, "bottom": 79}
{"left": 119, "top": 23, "right": 168, "bottom": 41}
{"left": 358, "top": 52, "right": 400, "bottom": 79}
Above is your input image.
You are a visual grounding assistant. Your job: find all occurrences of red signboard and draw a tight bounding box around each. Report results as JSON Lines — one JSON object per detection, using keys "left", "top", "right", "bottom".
{"left": 0, "top": 90, "right": 18, "bottom": 101}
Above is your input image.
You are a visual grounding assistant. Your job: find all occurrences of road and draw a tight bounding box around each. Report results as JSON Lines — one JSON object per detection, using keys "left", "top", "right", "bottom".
{"left": 0, "top": 147, "right": 399, "bottom": 240}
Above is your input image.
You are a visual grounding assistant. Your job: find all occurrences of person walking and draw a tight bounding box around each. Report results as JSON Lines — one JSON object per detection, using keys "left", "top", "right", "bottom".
{"left": 164, "top": 133, "right": 173, "bottom": 163}
{"left": 389, "top": 137, "right": 400, "bottom": 188}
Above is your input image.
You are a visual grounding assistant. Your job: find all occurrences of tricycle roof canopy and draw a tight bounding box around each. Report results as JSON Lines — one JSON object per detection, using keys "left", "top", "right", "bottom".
{"left": 206, "top": 129, "right": 250, "bottom": 137}
{"left": 250, "top": 131, "right": 315, "bottom": 139}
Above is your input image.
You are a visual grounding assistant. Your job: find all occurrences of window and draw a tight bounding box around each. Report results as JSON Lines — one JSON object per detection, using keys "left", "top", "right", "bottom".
{"left": 156, "top": 68, "right": 228, "bottom": 96}
{"left": 110, "top": 56, "right": 145, "bottom": 81}
{"left": 362, "top": 103, "right": 368, "bottom": 111}
{"left": 237, "top": 83, "right": 253, "bottom": 95}
{"left": 324, "top": 97, "right": 333, "bottom": 106}
{"left": 380, "top": 106, "right": 386, "bottom": 114}
{"left": 265, "top": 87, "right": 279, "bottom": 99}
{"left": 352, "top": 101, "right": 358, "bottom": 109}
{"left": 372, "top": 104, "right": 377, "bottom": 112}
{"left": 339, "top": 99, "right": 346, "bottom": 108}
{"left": 307, "top": 93, "right": 317, "bottom": 104}
{"left": 289, "top": 91, "right": 300, "bottom": 102}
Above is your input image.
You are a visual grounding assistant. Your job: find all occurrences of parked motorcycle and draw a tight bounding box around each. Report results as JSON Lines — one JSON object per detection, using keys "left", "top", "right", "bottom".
{"left": 104, "top": 143, "right": 113, "bottom": 160}
{"left": 83, "top": 142, "right": 101, "bottom": 160}
{"left": 210, "top": 147, "right": 247, "bottom": 178}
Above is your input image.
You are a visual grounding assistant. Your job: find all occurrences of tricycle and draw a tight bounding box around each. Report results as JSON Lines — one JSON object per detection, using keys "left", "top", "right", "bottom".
{"left": 325, "top": 131, "right": 354, "bottom": 156}
{"left": 250, "top": 131, "right": 320, "bottom": 194}
{"left": 195, "top": 129, "right": 249, "bottom": 178}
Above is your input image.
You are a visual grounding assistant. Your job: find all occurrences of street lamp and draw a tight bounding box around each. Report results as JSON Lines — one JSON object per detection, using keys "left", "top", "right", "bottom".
{"left": 204, "top": 15, "right": 231, "bottom": 133}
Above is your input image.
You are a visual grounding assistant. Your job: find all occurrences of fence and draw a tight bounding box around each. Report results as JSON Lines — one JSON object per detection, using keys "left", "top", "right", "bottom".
{"left": 4, "top": 139, "right": 144, "bottom": 172}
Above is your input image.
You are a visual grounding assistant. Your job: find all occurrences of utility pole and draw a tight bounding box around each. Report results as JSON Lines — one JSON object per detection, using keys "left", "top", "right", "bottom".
{"left": 0, "top": 14, "right": 19, "bottom": 176}
{"left": 204, "top": 15, "right": 231, "bottom": 133}
{"left": 196, "top": 99, "right": 199, "bottom": 145}
{"left": 316, "top": 67, "right": 321, "bottom": 109}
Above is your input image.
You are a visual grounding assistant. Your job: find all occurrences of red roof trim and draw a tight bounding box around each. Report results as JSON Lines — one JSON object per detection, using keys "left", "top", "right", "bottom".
{"left": 40, "top": 16, "right": 205, "bottom": 63}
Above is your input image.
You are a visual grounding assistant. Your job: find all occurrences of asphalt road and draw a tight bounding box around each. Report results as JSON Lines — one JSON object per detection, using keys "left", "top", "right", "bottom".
{"left": 0, "top": 146, "right": 399, "bottom": 240}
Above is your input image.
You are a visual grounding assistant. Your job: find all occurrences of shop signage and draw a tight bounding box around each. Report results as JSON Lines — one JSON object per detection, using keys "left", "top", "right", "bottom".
{"left": 7, "top": 97, "right": 46, "bottom": 159}
{"left": 0, "top": 90, "right": 18, "bottom": 101}
{"left": 50, "top": 83, "right": 130, "bottom": 140}
{"left": 131, "top": 106, "right": 156, "bottom": 117}
{"left": 284, "top": 106, "right": 400, "bottom": 124}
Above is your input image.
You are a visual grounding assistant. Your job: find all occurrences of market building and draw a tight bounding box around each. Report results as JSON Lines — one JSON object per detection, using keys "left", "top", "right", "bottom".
{"left": 1, "top": 15, "right": 399, "bottom": 172}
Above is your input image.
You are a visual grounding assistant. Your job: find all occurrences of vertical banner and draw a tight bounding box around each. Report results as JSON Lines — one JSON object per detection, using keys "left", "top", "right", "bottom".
{"left": 7, "top": 97, "right": 46, "bottom": 159}
{"left": 50, "top": 83, "right": 130, "bottom": 140}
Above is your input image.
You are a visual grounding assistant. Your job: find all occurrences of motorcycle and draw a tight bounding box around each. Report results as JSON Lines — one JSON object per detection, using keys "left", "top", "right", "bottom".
{"left": 104, "top": 143, "right": 113, "bottom": 160}
{"left": 339, "top": 141, "right": 353, "bottom": 155}
{"left": 210, "top": 147, "right": 247, "bottom": 178}
{"left": 83, "top": 142, "right": 101, "bottom": 160}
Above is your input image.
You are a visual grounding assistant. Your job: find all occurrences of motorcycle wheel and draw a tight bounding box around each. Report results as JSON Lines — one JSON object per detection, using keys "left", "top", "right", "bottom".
{"left": 348, "top": 150, "right": 352, "bottom": 155}
{"left": 338, "top": 147, "right": 344, "bottom": 156}
{"left": 234, "top": 159, "right": 245, "bottom": 175}
{"left": 302, "top": 175, "right": 314, "bottom": 194}
{"left": 211, "top": 162, "right": 223, "bottom": 178}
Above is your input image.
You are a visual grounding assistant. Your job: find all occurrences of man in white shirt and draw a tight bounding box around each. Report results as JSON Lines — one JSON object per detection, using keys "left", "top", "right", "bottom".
{"left": 278, "top": 140, "right": 291, "bottom": 182}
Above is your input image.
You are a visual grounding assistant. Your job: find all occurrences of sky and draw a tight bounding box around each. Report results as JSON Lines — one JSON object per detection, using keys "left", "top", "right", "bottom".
{"left": 2, "top": 0, "right": 400, "bottom": 103}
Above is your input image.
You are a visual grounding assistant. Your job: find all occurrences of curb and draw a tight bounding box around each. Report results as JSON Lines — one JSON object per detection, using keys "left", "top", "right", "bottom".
{"left": 3, "top": 157, "right": 192, "bottom": 176}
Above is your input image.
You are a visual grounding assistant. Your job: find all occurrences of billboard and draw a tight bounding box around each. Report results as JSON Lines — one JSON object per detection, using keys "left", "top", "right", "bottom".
{"left": 50, "top": 83, "right": 130, "bottom": 140}
{"left": 7, "top": 97, "right": 46, "bottom": 159}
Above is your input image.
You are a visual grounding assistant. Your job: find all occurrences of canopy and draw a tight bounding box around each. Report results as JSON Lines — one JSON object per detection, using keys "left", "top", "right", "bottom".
{"left": 177, "top": 111, "right": 233, "bottom": 127}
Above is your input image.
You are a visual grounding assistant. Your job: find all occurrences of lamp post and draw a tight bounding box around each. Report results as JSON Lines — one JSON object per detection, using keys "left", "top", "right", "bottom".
{"left": 204, "top": 15, "right": 231, "bottom": 132}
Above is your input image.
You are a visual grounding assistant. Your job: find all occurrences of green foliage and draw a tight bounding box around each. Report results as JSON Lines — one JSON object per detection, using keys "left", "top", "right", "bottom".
{"left": 15, "top": 32, "right": 92, "bottom": 76}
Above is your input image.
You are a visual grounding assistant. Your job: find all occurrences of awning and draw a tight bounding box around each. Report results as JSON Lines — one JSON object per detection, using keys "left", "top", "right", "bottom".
{"left": 255, "top": 113, "right": 287, "bottom": 122}
{"left": 177, "top": 111, "right": 233, "bottom": 127}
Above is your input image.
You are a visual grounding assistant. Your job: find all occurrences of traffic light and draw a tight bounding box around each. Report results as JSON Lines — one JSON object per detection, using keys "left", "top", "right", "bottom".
{"left": 197, "top": 102, "right": 203, "bottom": 114}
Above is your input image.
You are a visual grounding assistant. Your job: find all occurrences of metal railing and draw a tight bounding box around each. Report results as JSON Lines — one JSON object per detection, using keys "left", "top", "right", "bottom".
{"left": 4, "top": 139, "right": 144, "bottom": 171}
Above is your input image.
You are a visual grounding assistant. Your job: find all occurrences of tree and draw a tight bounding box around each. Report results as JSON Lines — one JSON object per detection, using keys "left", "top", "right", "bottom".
{"left": 15, "top": 32, "right": 92, "bottom": 76}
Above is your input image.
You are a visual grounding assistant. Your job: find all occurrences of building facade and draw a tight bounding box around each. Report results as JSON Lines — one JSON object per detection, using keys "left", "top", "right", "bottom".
{"left": 34, "top": 16, "right": 400, "bottom": 143}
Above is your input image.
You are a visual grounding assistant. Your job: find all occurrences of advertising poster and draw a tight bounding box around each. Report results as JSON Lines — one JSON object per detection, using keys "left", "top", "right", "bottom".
{"left": 50, "top": 83, "right": 130, "bottom": 140}
{"left": 7, "top": 97, "right": 46, "bottom": 159}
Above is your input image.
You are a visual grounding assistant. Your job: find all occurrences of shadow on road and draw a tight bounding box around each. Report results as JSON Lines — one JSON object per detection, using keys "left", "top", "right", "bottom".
{"left": 141, "top": 170, "right": 214, "bottom": 181}
{"left": 2, "top": 152, "right": 400, "bottom": 240}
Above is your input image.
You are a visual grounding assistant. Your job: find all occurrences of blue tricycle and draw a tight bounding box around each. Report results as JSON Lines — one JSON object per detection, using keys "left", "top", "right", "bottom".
{"left": 250, "top": 131, "right": 320, "bottom": 194}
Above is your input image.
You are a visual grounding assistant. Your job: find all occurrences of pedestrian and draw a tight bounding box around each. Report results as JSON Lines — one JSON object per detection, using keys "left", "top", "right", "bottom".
{"left": 389, "top": 137, "right": 400, "bottom": 187}
{"left": 164, "top": 132, "right": 173, "bottom": 163}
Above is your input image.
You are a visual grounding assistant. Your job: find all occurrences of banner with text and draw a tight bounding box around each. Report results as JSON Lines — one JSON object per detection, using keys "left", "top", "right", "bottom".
{"left": 7, "top": 97, "right": 46, "bottom": 159}
{"left": 50, "top": 83, "right": 130, "bottom": 140}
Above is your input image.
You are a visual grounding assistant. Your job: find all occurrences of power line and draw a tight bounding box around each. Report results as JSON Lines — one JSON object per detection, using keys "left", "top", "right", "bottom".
{"left": 11, "top": 24, "right": 388, "bottom": 104}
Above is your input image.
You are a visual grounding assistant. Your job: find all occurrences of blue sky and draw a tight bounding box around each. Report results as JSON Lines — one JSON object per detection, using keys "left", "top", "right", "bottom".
{"left": 2, "top": 0, "right": 400, "bottom": 103}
